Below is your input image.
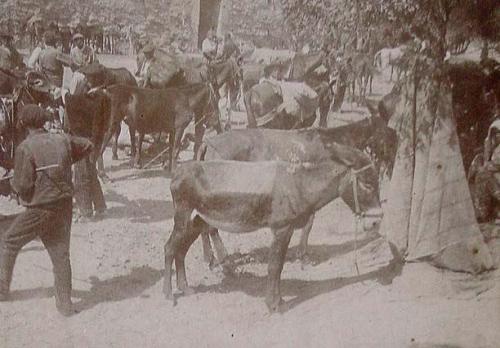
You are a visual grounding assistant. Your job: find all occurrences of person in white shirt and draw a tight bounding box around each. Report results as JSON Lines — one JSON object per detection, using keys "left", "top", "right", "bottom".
{"left": 69, "top": 33, "right": 95, "bottom": 94}
{"left": 202, "top": 29, "right": 218, "bottom": 63}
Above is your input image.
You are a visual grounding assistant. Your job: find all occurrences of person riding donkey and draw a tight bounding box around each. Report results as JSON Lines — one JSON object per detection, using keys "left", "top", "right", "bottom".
{"left": 0, "top": 104, "right": 93, "bottom": 316}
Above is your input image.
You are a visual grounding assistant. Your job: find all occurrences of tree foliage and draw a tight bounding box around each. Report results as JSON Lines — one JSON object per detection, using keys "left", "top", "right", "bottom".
{"left": 281, "top": 0, "right": 500, "bottom": 61}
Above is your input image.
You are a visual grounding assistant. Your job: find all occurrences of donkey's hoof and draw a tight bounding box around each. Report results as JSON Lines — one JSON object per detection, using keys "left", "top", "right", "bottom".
{"left": 265, "top": 297, "right": 285, "bottom": 314}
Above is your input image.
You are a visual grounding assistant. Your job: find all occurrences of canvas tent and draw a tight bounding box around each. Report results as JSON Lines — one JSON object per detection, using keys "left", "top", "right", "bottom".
{"left": 379, "top": 65, "right": 495, "bottom": 273}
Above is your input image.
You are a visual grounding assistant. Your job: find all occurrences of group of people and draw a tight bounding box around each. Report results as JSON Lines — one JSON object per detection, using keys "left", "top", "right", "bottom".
{"left": 0, "top": 27, "right": 105, "bottom": 317}
{"left": 1, "top": 23, "right": 499, "bottom": 320}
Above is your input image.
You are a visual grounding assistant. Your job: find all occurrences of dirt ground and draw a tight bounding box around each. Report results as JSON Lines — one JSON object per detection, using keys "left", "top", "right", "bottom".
{"left": 1, "top": 50, "right": 499, "bottom": 348}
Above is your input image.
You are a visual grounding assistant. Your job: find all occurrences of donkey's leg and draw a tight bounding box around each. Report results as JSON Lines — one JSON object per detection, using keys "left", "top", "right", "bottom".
{"left": 112, "top": 123, "right": 121, "bottom": 160}
{"left": 193, "top": 121, "right": 206, "bottom": 160}
{"left": 297, "top": 214, "right": 315, "bottom": 263}
{"left": 134, "top": 131, "right": 144, "bottom": 168}
{"left": 201, "top": 229, "right": 215, "bottom": 266}
{"left": 209, "top": 228, "right": 229, "bottom": 265}
{"left": 163, "top": 208, "right": 192, "bottom": 301}
{"left": 266, "top": 226, "right": 294, "bottom": 313}
{"left": 128, "top": 123, "right": 136, "bottom": 158}
{"left": 175, "top": 215, "right": 203, "bottom": 295}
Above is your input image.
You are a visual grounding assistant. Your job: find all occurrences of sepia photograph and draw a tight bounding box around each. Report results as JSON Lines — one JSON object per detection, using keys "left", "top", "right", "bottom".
{"left": 0, "top": 0, "right": 499, "bottom": 347}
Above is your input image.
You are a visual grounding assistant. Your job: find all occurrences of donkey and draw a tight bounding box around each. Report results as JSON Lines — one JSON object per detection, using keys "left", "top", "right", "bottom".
{"left": 164, "top": 143, "right": 381, "bottom": 312}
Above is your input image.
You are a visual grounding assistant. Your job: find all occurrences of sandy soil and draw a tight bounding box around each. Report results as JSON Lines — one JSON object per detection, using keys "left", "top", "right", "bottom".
{"left": 0, "top": 52, "right": 499, "bottom": 348}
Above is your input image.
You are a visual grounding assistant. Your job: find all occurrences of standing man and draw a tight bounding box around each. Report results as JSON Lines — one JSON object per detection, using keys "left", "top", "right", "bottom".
{"left": 69, "top": 33, "right": 95, "bottom": 95}
{"left": 0, "top": 31, "right": 24, "bottom": 69}
{"left": 0, "top": 105, "right": 93, "bottom": 316}
{"left": 136, "top": 44, "right": 155, "bottom": 88}
{"left": 331, "top": 55, "right": 351, "bottom": 113}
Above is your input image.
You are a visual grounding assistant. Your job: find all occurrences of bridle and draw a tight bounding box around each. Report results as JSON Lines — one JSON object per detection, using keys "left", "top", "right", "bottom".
{"left": 350, "top": 163, "right": 383, "bottom": 218}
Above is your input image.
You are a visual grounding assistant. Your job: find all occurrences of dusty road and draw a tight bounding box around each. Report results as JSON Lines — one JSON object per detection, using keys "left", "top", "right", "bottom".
{"left": 1, "top": 52, "right": 499, "bottom": 348}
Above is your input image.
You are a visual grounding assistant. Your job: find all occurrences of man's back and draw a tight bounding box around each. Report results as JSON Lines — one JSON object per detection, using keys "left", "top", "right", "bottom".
{"left": 12, "top": 130, "right": 92, "bottom": 207}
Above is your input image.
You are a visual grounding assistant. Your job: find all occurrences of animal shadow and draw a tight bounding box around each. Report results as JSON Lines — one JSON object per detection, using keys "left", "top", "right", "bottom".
{"left": 193, "top": 243, "right": 403, "bottom": 312}
{"left": 225, "top": 233, "right": 380, "bottom": 266}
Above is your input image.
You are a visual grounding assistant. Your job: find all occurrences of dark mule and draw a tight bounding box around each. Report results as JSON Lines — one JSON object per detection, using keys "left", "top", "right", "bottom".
{"left": 81, "top": 63, "right": 138, "bottom": 158}
{"left": 98, "top": 85, "right": 182, "bottom": 170}
{"left": 164, "top": 145, "right": 381, "bottom": 312}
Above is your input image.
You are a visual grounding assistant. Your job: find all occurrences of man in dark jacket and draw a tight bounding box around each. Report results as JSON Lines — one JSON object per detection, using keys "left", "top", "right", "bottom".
{"left": 0, "top": 104, "right": 93, "bottom": 316}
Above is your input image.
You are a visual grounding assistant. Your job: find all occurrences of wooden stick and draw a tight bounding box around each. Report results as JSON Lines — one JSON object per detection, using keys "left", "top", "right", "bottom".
{"left": 0, "top": 164, "right": 59, "bottom": 181}
{"left": 142, "top": 146, "right": 171, "bottom": 170}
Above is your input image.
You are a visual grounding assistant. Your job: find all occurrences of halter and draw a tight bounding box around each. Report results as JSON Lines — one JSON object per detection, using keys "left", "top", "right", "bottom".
{"left": 350, "top": 163, "right": 377, "bottom": 217}
{"left": 349, "top": 162, "right": 384, "bottom": 276}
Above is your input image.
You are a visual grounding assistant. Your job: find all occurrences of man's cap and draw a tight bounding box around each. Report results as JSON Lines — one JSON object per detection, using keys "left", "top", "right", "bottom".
{"left": 18, "top": 104, "right": 51, "bottom": 129}
{"left": 142, "top": 44, "right": 155, "bottom": 54}
{"left": 72, "top": 33, "right": 84, "bottom": 41}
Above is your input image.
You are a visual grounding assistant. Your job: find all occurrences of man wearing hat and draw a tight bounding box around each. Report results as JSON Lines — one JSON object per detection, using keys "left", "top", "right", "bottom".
{"left": 0, "top": 32, "right": 12, "bottom": 70}
{"left": 0, "top": 31, "right": 23, "bottom": 70}
{"left": 136, "top": 43, "right": 155, "bottom": 88}
{"left": 69, "top": 33, "right": 95, "bottom": 94}
{"left": 37, "top": 31, "right": 64, "bottom": 87}
{"left": 0, "top": 104, "right": 93, "bottom": 316}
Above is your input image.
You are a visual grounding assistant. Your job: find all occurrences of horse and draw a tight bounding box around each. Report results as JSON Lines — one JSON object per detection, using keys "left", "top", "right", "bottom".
{"left": 350, "top": 52, "right": 377, "bottom": 102}
{"left": 374, "top": 46, "right": 407, "bottom": 81}
{"left": 163, "top": 145, "right": 381, "bottom": 312}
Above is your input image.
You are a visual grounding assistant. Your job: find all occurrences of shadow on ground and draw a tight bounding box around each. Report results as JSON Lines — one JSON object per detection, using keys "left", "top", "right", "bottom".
{"left": 7, "top": 266, "right": 162, "bottom": 312}
{"left": 224, "top": 233, "right": 380, "bottom": 267}
{"left": 102, "top": 190, "right": 174, "bottom": 223}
